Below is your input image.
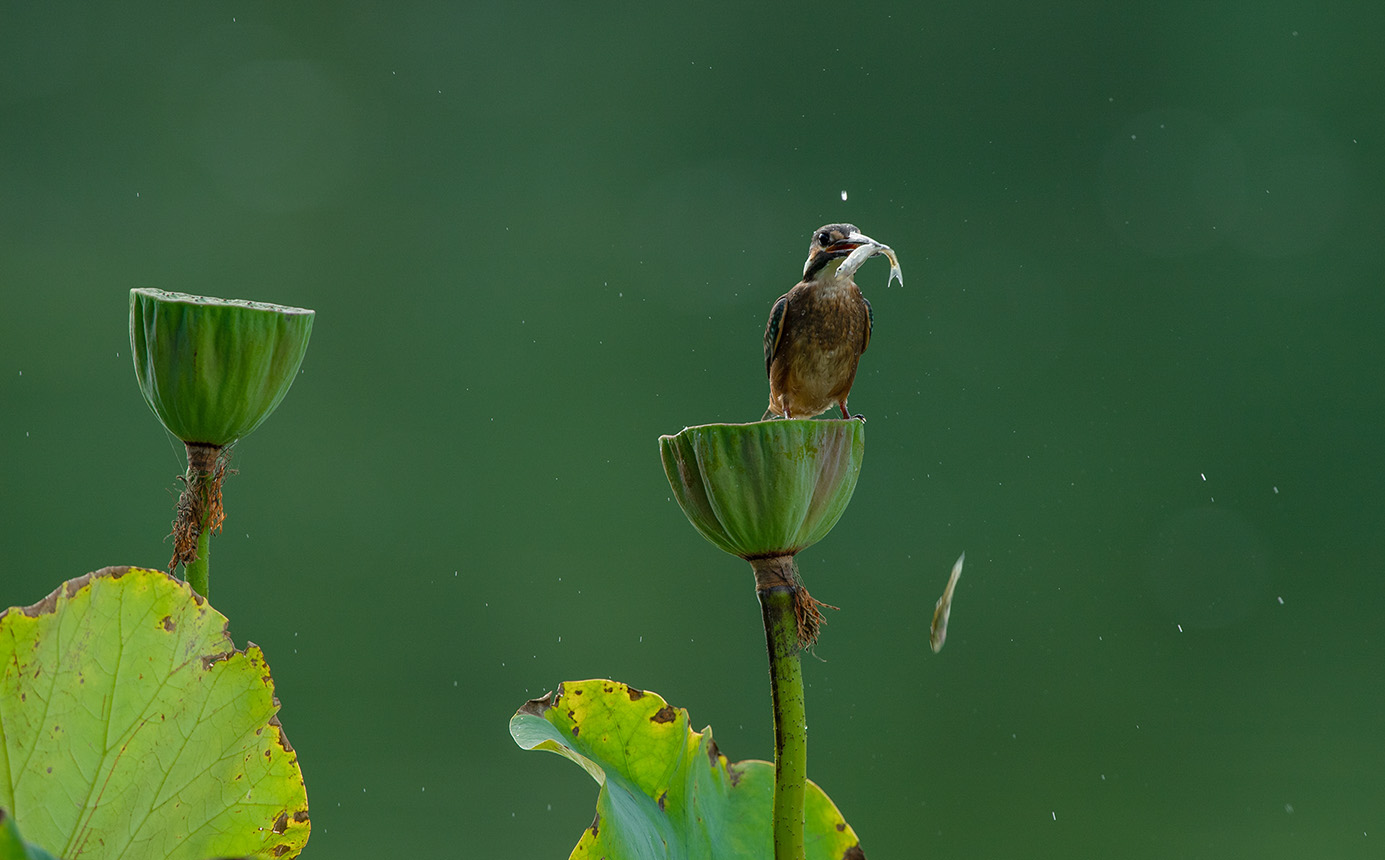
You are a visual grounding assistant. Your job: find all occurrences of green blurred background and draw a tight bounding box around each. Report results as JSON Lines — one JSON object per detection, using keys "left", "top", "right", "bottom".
{"left": 3, "top": 2, "right": 1383, "bottom": 857}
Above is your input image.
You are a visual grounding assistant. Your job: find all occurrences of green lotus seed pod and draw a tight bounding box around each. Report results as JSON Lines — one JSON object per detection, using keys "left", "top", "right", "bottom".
{"left": 659, "top": 419, "right": 865, "bottom": 560}
{"left": 130, "top": 289, "right": 315, "bottom": 446}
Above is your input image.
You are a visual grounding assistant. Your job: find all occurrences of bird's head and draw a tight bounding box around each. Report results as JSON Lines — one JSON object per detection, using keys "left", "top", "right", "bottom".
{"left": 801, "top": 223, "right": 903, "bottom": 287}
{"left": 802, "top": 224, "right": 868, "bottom": 282}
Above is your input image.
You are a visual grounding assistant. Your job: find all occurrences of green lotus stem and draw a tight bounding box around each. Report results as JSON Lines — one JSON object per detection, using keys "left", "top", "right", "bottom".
{"left": 754, "top": 556, "right": 808, "bottom": 860}
{"left": 173, "top": 442, "right": 225, "bottom": 599}
{"left": 185, "top": 514, "right": 211, "bottom": 598}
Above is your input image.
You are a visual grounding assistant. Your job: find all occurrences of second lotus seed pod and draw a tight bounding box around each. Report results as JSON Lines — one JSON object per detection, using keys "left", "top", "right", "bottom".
{"left": 130, "top": 288, "right": 315, "bottom": 447}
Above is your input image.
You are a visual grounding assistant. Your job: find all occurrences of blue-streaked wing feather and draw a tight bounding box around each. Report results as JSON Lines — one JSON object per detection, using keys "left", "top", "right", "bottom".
{"left": 764, "top": 294, "right": 789, "bottom": 377}
{"left": 862, "top": 296, "right": 873, "bottom": 353}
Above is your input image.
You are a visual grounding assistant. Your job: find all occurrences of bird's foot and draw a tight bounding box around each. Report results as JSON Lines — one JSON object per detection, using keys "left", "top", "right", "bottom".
{"left": 851, "top": 413, "right": 867, "bottom": 423}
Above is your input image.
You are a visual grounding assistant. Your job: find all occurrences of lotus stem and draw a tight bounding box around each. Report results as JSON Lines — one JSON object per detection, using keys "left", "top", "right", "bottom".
{"left": 171, "top": 442, "right": 227, "bottom": 599}
{"left": 753, "top": 555, "right": 808, "bottom": 860}
{"left": 185, "top": 515, "right": 211, "bottom": 598}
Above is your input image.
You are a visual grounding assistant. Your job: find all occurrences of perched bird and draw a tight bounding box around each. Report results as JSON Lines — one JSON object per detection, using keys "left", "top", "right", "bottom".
{"left": 762, "top": 224, "right": 902, "bottom": 420}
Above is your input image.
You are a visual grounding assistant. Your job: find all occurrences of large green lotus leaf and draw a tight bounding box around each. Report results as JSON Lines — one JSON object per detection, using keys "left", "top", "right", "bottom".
{"left": 0, "top": 567, "right": 308, "bottom": 860}
{"left": 510, "top": 679, "right": 864, "bottom": 860}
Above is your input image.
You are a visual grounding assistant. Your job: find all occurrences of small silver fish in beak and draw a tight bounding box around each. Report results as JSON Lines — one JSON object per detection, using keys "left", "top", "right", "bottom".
{"left": 930, "top": 551, "right": 965, "bottom": 653}
{"left": 835, "top": 233, "right": 904, "bottom": 288}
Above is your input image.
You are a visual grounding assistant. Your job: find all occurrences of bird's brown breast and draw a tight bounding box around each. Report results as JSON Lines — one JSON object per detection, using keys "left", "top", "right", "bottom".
{"left": 769, "top": 281, "right": 870, "bottom": 416}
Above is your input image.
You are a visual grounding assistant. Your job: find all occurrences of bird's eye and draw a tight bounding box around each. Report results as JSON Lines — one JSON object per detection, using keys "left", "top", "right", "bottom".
{"left": 817, "top": 232, "right": 831, "bottom": 245}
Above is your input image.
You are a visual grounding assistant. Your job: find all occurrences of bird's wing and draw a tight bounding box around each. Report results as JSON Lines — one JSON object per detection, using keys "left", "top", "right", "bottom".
{"left": 861, "top": 296, "right": 874, "bottom": 354}
{"left": 764, "top": 293, "right": 789, "bottom": 378}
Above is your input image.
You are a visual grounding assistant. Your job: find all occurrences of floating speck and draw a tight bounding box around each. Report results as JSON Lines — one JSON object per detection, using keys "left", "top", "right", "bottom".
{"left": 840, "top": 189, "right": 848, "bottom": 201}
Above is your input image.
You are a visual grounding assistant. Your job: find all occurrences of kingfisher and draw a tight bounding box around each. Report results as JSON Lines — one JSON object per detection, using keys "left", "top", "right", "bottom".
{"left": 762, "top": 223, "right": 903, "bottom": 420}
